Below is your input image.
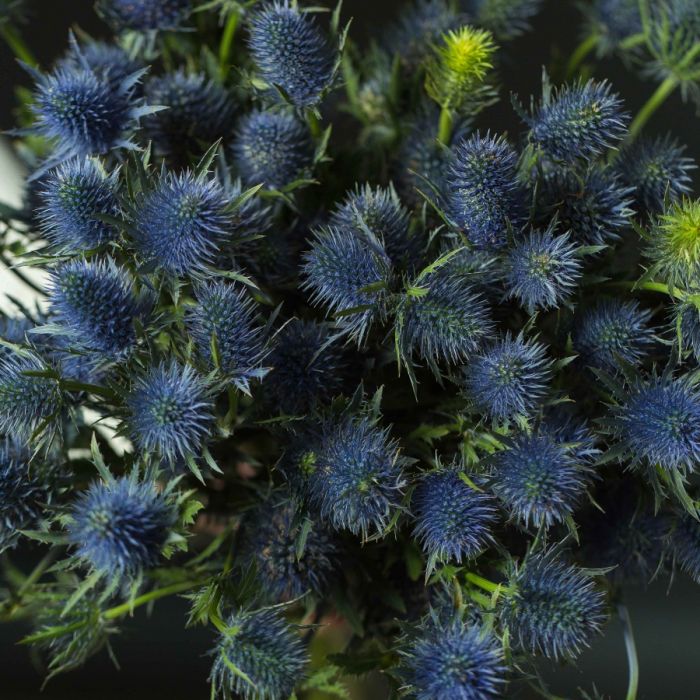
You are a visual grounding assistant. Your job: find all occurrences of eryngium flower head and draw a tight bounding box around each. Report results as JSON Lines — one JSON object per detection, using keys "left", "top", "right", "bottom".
{"left": 67, "top": 474, "right": 175, "bottom": 579}
{"left": 573, "top": 299, "right": 654, "bottom": 371}
{"left": 144, "top": 71, "right": 236, "bottom": 162}
{"left": 265, "top": 319, "right": 345, "bottom": 414}
{"left": 399, "top": 617, "right": 505, "bottom": 700}
{"left": 187, "top": 282, "right": 266, "bottom": 393}
{"left": 211, "top": 608, "right": 307, "bottom": 700}
{"left": 615, "top": 135, "right": 696, "bottom": 215}
{"left": 132, "top": 170, "right": 232, "bottom": 276}
{"left": 525, "top": 77, "right": 629, "bottom": 163}
{"left": 611, "top": 375, "right": 700, "bottom": 472}
{"left": 675, "top": 299, "right": 700, "bottom": 361}
{"left": 671, "top": 511, "right": 700, "bottom": 583}
{"left": 464, "top": 334, "right": 552, "bottom": 421}
{"left": 59, "top": 39, "right": 144, "bottom": 88}
{"left": 97, "top": 0, "right": 191, "bottom": 31}
{"left": 302, "top": 226, "right": 391, "bottom": 343}
{"left": 48, "top": 259, "right": 144, "bottom": 357}
{"left": 505, "top": 227, "right": 583, "bottom": 313}
{"left": 492, "top": 432, "right": 592, "bottom": 527}
{"left": 412, "top": 468, "right": 497, "bottom": 565}
{"left": 502, "top": 554, "right": 607, "bottom": 660}
{"left": 127, "top": 362, "right": 214, "bottom": 466}
{"left": 248, "top": 2, "right": 335, "bottom": 107}
{"left": 446, "top": 132, "right": 524, "bottom": 248}
{"left": 37, "top": 158, "right": 120, "bottom": 252}
{"left": 308, "top": 415, "right": 404, "bottom": 537}
{"left": 241, "top": 496, "right": 336, "bottom": 601}
{"left": 464, "top": 0, "right": 544, "bottom": 40}
{"left": 232, "top": 109, "right": 314, "bottom": 190}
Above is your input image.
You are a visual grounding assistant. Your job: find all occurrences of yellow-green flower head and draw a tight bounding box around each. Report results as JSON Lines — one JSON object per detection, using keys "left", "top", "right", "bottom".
{"left": 425, "top": 26, "right": 496, "bottom": 111}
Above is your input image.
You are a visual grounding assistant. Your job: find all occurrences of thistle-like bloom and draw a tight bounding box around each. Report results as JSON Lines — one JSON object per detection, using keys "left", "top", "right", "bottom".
{"left": 502, "top": 554, "right": 607, "bottom": 660}
{"left": 59, "top": 39, "right": 144, "bottom": 88}
{"left": 0, "top": 315, "right": 36, "bottom": 349}
{"left": 248, "top": 2, "right": 335, "bottom": 107}
{"left": 611, "top": 375, "right": 700, "bottom": 473}
{"left": 465, "top": 0, "right": 544, "bottom": 40}
{"left": 132, "top": 170, "right": 232, "bottom": 276}
{"left": 127, "top": 362, "right": 214, "bottom": 467}
{"left": 97, "top": 0, "right": 192, "bottom": 31}
{"left": 412, "top": 469, "right": 497, "bottom": 565}
{"left": 492, "top": 432, "right": 592, "bottom": 527}
{"left": 38, "top": 158, "right": 120, "bottom": 252}
{"left": 48, "top": 259, "right": 144, "bottom": 357}
{"left": 505, "top": 227, "right": 582, "bottom": 313}
{"left": 302, "top": 226, "right": 391, "bottom": 343}
{"left": 232, "top": 110, "right": 314, "bottom": 190}
{"left": 308, "top": 415, "right": 404, "bottom": 537}
{"left": 265, "top": 319, "right": 345, "bottom": 414}
{"left": 672, "top": 511, "right": 700, "bottom": 583}
{"left": 675, "top": 299, "right": 700, "bottom": 361}
{"left": 187, "top": 282, "right": 266, "bottom": 393}
{"left": 525, "top": 77, "right": 629, "bottom": 163}
{"left": 399, "top": 617, "right": 505, "bottom": 700}
{"left": 446, "top": 133, "right": 524, "bottom": 248}
{"left": 615, "top": 135, "right": 695, "bottom": 215}
{"left": 144, "top": 71, "right": 236, "bottom": 162}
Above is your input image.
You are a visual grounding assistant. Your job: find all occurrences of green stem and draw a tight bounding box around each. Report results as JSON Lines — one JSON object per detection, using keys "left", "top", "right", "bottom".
{"left": 18, "top": 548, "right": 61, "bottom": 596}
{"left": 606, "top": 280, "right": 687, "bottom": 300}
{"left": 104, "top": 579, "right": 204, "bottom": 620}
{"left": 218, "top": 9, "right": 240, "bottom": 80}
{"left": 629, "top": 75, "right": 679, "bottom": 141}
{"left": 565, "top": 34, "right": 598, "bottom": 80}
{"left": 307, "top": 111, "right": 322, "bottom": 139}
{"left": 437, "top": 106, "right": 453, "bottom": 145}
{"left": 0, "top": 23, "right": 36, "bottom": 65}
{"left": 465, "top": 572, "right": 499, "bottom": 594}
{"left": 618, "top": 603, "right": 639, "bottom": 700}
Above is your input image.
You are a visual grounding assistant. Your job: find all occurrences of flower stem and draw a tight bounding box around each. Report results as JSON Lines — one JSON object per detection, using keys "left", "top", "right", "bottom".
{"left": 629, "top": 75, "right": 679, "bottom": 141}
{"left": 565, "top": 34, "right": 598, "bottom": 80}
{"left": 465, "top": 572, "right": 499, "bottom": 594}
{"left": 103, "top": 579, "right": 204, "bottom": 620}
{"left": 219, "top": 9, "right": 240, "bottom": 80}
{"left": 0, "top": 23, "right": 36, "bottom": 65}
{"left": 618, "top": 603, "right": 639, "bottom": 700}
{"left": 438, "top": 106, "right": 453, "bottom": 145}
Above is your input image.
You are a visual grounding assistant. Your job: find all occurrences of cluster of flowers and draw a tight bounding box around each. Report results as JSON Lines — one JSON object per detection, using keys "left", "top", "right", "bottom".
{"left": 1, "top": 0, "right": 700, "bottom": 697}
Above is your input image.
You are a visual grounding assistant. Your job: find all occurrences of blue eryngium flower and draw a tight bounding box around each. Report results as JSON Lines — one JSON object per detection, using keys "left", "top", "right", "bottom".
{"left": 97, "top": 0, "right": 191, "bottom": 31}
{"left": 400, "top": 617, "right": 505, "bottom": 700}
{"left": 464, "top": 334, "right": 552, "bottom": 421}
{"left": 671, "top": 510, "right": 700, "bottom": 583}
{"left": 412, "top": 469, "right": 497, "bottom": 566}
{"left": 675, "top": 299, "right": 700, "bottom": 361}
{"left": 127, "top": 362, "right": 214, "bottom": 467}
{"left": 464, "top": 0, "right": 544, "bottom": 40}
{"left": 503, "top": 554, "right": 607, "bottom": 660}
{"left": 302, "top": 226, "right": 391, "bottom": 343}
{"left": 309, "top": 415, "right": 404, "bottom": 537}
{"left": 446, "top": 133, "right": 524, "bottom": 248}
{"left": 210, "top": 608, "right": 307, "bottom": 700}
{"left": 48, "top": 259, "right": 145, "bottom": 357}
{"left": 573, "top": 299, "right": 654, "bottom": 371}
{"left": 132, "top": 170, "right": 232, "bottom": 276}
{"left": 505, "top": 227, "right": 583, "bottom": 313}
{"left": 59, "top": 39, "right": 144, "bottom": 88}
{"left": 248, "top": 2, "right": 335, "bottom": 107}
{"left": 187, "top": 282, "right": 267, "bottom": 393}
{"left": 38, "top": 158, "right": 120, "bottom": 252}
{"left": 525, "top": 76, "right": 629, "bottom": 163}
{"left": 232, "top": 109, "right": 314, "bottom": 190}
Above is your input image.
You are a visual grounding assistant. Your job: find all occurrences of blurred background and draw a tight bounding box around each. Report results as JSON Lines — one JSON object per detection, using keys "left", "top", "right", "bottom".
{"left": 1, "top": 1, "right": 699, "bottom": 698}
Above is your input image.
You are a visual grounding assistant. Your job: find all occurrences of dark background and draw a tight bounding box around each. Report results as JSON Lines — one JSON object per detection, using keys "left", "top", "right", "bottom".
{"left": 1, "top": 1, "right": 700, "bottom": 698}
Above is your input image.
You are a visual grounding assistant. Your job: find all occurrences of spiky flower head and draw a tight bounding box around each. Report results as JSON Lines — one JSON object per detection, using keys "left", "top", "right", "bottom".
{"left": 97, "top": 0, "right": 192, "bottom": 31}
{"left": 248, "top": 2, "right": 335, "bottom": 108}
{"left": 412, "top": 468, "right": 497, "bottom": 566}
{"left": 210, "top": 608, "right": 307, "bottom": 700}
{"left": 0, "top": 315, "right": 35, "bottom": 349}
{"left": 502, "top": 554, "right": 607, "bottom": 660}
{"left": 59, "top": 39, "right": 144, "bottom": 88}
{"left": 671, "top": 510, "right": 700, "bottom": 583}
{"left": 446, "top": 132, "right": 524, "bottom": 248}
{"left": 525, "top": 76, "right": 629, "bottom": 163}
{"left": 674, "top": 298, "right": 700, "bottom": 361}
{"left": 572, "top": 299, "right": 655, "bottom": 371}
{"left": 505, "top": 227, "right": 583, "bottom": 313}
{"left": 127, "top": 362, "right": 214, "bottom": 468}
{"left": 232, "top": 109, "right": 314, "bottom": 190}
{"left": 464, "top": 0, "right": 544, "bottom": 40}
{"left": 187, "top": 282, "right": 266, "bottom": 393}
{"left": 37, "top": 158, "right": 120, "bottom": 252}
{"left": 132, "top": 170, "right": 232, "bottom": 276}
{"left": 399, "top": 617, "right": 506, "bottom": 700}
{"left": 67, "top": 473, "right": 176, "bottom": 580}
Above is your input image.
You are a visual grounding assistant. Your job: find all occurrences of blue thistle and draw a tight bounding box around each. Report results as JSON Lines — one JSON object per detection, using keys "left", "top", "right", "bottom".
{"left": 675, "top": 299, "right": 700, "bottom": 361}
{"left": 464, "top": 0, "right": 544, "bottom": 40}
{"left": 0, "top": 315, "right": 35, "bottom": 348}
{"left": 308, "top": 415, "right": 404, "bottom": 537}
{"left": 37, "top": 158, "right": 120, "bottom": 252}
{"left": 505, "top": 227, "right": 583, "bottom": 313}
{"left": 59, "top": 39, "right": 144, "bottom": 88}
{"left": 445, "top": 132, "right": 525, "bottom": 249}
{"left": 127, "top": 362, "right": 214, "bottom": 467}
{"left": 187, "top": 282, "right": 266, "bottom": 393}
{"left": 672, "top": 511, "right": 700, "bottom": 583}
{"left": 302, "top": 226, "right": 391, "bottom": 343}
{"left": 399, "top": 617, "right": 506, "bottom": 700}
{"left": 464, "top": 333, "right": 552, "bottom": 421}
{"left": 97, "top": 0, "right": 191, "bottom": 31}
{"left": 211, "top": 608, "right": 307, "bottom": 700}
{"left": 248, "top": 2, "right": 335, "bottom": 107}
{"left": 502, "top": 554, "right": 607, "bottom": 660}
{"left": 265, "top": 319, "right": 346, "bottom": 414}
{"left": 132, "top": 170, "right": 232, "bottom": 276}
{"left": 572, "top": 299, "right": 654, "bottom": 371}
{"left": 67, "top": 474, "right": 176, "bottom": 580}
{"left": 412, "top": 468, "right": 497, "bottom": 566}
